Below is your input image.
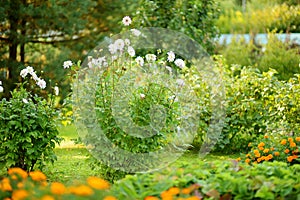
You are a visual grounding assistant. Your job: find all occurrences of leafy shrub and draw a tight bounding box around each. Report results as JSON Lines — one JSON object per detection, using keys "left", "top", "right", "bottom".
{"left": 0, "top": 86, "right": 61, "bottom": 172}
{"left": 244, "top": 135, "right": 300, "bottom": 165}
{"left": 259, "top": 32, "right": 300, "bottom": 80}
{"left": 133, "top": 0, "right": 220, "bottom": 54}
{"left": 216, "top": 3, "right": 300, "bottom": 33}
{"left": 111, "top": 160, "right": 300, "bottom": 199}
{"left": 0, "top": 167, "right": 114, "bottom": 200}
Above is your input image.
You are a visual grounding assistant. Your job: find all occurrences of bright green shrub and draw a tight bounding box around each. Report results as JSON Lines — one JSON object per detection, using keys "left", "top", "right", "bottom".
{"left": 259, "top": 33, "right": 300, "bottom": 80}
{"left": 111, "top": 160, "right": 300, "bottom": 199}
{"left": 0, "top": 86, "right": 62, "bottom": 172}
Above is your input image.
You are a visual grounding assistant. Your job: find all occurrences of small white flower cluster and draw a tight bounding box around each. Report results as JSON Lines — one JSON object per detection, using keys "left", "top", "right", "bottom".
{"left": 63, "top": 60, "right": 73, "bottom": 69}
{"left": 0, "top": 81, "right": 3, "bottom": 93}
{"left": 122, "top": 16, "right": 132, "bottom": 26}
{"left": 108, "top": 38, "right": 136, "bottom": 57}
{"left": 88, "top": 56, "right": 107, "bottom": 69}
{"left": 145, "top": 54, "right": 157, "bottom": 63}
{"left": 54, "top": 86, "right": 59, "bottom": 96}
{"left": 20, "top": 66, "right": 46, "bottom": 89}
{"left": 167, "top": 51, "right": 185, "bottom": 69}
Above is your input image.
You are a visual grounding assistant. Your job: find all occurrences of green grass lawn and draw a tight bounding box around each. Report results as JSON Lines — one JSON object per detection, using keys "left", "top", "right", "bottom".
{"left": 47, "top": 124, "right": 239, "bottom": 185}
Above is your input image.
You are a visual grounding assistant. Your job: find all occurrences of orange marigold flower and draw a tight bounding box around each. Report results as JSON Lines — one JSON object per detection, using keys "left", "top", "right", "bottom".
{"left": 8, "top": 168, "right": 28, "bottom": 179}
{"left": 1, "top": 178, "right": 12, "bottom": 191}
{"left": 257, "top": 158, "right": 262, "bottom": 163}
{"left": 259, "top": 146, "right": 264, "bottom": 151}
{"left": 17, "top": 182, "right": 24, "bottom": 189}
{"left": 168, "top": 187, "right": 180, "bottom": 195}
{"left": 248, "top": 143, "right": 252, "bottom": 147}
{"left": 161, "top": 190, "right": 172, "bottom": 199}
{"left": 281, "top": 139, "right": 287, "bottom": 145}
{"left": 87, "top": 176, "right": 110, "bottom": 190}
{"left": 245, "top": 158, "right": 251, "bottom": 164}
{"left": 29, "top": 171, "right": 47, "bottom": 182}
{"left": 288, "top": 138, "right": 293, "bottom": 142}
{"left": 41, "top": 195, "right": 55, "bottom": 200}
{"left": 287, "top": 156, "right": 294, "bottom": 162}
{"left": 51, "top": 182, "right": 67, "bottom": 195}
{"left": 290, "top": 142, "right": 296, "bottom": 148}
{"left": 270, "top": 147, "right": 275, "bottom": 151}
{"left": 264, "top": 135, "right": 269, "bottom": 139}
{"left": 258, "top": 142, "right": 265, "bottom": 147}
{"left": 12, "top": 189, "right": 29, "bottom": 200}
{"left": 181, "top": 188, "right": 192, "bottom": 194}
{"left": 253, "top": 150, "right": 259, "bottom": 154}
{"left": 284, "top": 149, "right": 290, "bottom": 154}
{"left": 255, "top": 153, "right": 261, "bottom": 158}
{"left": 104, "top": 196, "right": 118, "bottom": 200}
{"left": 246, "top": 154, "right": 251, "bottom": 157}
{"left": 186, "top": 197, "right": 200, "bottom": 200}
{"left": 236, "top": 157, "right": 241, "bottom": 162}
{"left": 69, "top": 185, "right": 94, "bottom": 196}
{"left": 296, "top": 137, "right": 300, "bottom": 142}
{"left": 268, "top": 154, "right": 273, "bottom": 159}
{"left": 274, "top": 152, "right": 280, "bottom": 156}
{"left": 144, "top": 196, "right": 159, "bottom": 200}
{"left": 263, "top": 149, "right": 269, "bottom": 153}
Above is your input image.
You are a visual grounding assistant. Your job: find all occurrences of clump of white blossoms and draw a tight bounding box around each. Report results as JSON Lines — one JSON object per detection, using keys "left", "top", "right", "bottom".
{"left": 145, "top": 54, "right": 157, "bottom": 62}
{"left": 54, "top": 86, "right": 59, "bottom": 96}
{"left": 130, "top": 29, "right": 141, "bottom": 37}
{"left": 63, "top": 60, "right": 73, "bottom": 69}
{"left": 122, "top": 16, "right": 132, "bottom": 26}
{"left": 174, "top": 59, "right": 185, "bottom": 69}
{"left": 135, "top": 56, "right": 144, "bottom": 66}
{"left": 167, "top": 51, "right": 175, "bottom": 62}
{"left": 127, "top": 46, "right": 135, "bottom": 57}
{"left": 20, "top": 66, "right": 47, "bottom": 89}
{"left": 0, "top": 81, "right": 3, "bottom": 93}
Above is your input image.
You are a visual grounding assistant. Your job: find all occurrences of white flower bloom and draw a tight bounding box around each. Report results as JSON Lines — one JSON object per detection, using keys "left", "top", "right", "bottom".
{"left": 145, "top": 54, "right": 156, "bottom": 62}
{"left": 54, "top": 86, "right": 59, "bottom": 96}
{"left": 114, "top": 39, "right": 125, "bottom": 51}
{"left": 30, "top": 72, "right": 39, "bottom": 81}
{"left": 135, "top": 56, "right": 144, "bottom": 66}
{"left": 167, "top": 51, "right": 175, "bottom": 62}
{"left": 22, "top": 98, "right": 28, "bottom": 104}
{"left": 140, "top": 93, "right": 145, "bottom": 99}
{"left": 125, "top": 39, "right": 130, "bottom": 46}
{"left": 0, "top": 81, "right": 2, "bottom": 85}
{"left": 26, "top": 66, "right": 34, "bottom": 74}
{"left": 170, "top": 95, "right": 178, "bottom": 102}
{"left": 174, "top": 59, "right": 185, "bottom": 69}
{"left": 122, "top": 16, "right": 132, "bottom": 26}
{"left": 20, "top": 68, "right": 28, "bottom": 78}
{"left": 130, "top": 29, "right": 141, "bottom": 37}
{"left": 166, "top": 66, "right": 172, "bottom": 73}
{"left": 176, "top": 79, "right": 185, "bottom": 87}
{"left": 63, "top": 60, "right": 73, "bottom": 69}
{"left": 127, "top": 46, "right": 135, "bottom": 57}
{"left": 111, "top": 55, "right": 118, "bottom": 61}
{"left": 0, "top": 86, "right": 3, "bottom": 93}
{"left": 36, "top": 78, "right": 46, "bottom": 89}
{"left": 89, "top": 56, "right": 107, "bottom": 68}
{"left": 108, "top": 43, "right": 117, "bottom": 54}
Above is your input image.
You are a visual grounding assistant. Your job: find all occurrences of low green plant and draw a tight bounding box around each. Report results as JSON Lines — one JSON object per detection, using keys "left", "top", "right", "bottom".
{"left": 0, "top": 67, "right": 62, "bottom": 172}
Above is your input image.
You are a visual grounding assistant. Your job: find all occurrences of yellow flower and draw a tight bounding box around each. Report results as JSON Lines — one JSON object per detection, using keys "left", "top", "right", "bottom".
{"left": 236, "top": 157, "right": 241, "bottom": 161}
{"left": 29, "top": 171, "right": 47, "bottom": 182}
{"left": 51, "top": 182, "right": 67, "bottom": 195}
{"left": 103, "top": 196, "right": 117, "bottom": 200}
{"left": 290, "top": 142, "right": 296, "bottom": 148}
{"left": 245, "top": 158, "right": 251, "bottom": 164}
{"left": 69, "top": 185, "right": 94, "bottom": 196}
{"left": 181, "top": 187, "right": 191, "bottom": 194}
{"left": 41, "top": 195, "right": 55, "bottom": 200}
{"left": 12, "top": 189, "right": 29, "bottom": 200}
{"left": 281, "top": 139, "right": 287, "bottom": 145}
{"left": 263, "top": 149, "right": 269, "bottom": 153}
{"left": 284, "top": 149, "right": 290, "bottom": 154}
{"left": 0, "top": 178, "right": 12, "bottom": 191}
{"left": 8, "top": 168, "right": 28, "bottom": 179}
{"left": 168, "top": 187, "right": 180, "bottom": 195}
{"left": 87, "top": 176, "right": 110, "bottom": 190}
{"left": 246, "top": 154, "right": 250, "bottom": 157}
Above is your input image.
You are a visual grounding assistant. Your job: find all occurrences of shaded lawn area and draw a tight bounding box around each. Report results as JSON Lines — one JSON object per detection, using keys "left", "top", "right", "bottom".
{"left": 45, "top": 125, "right": 240, "bottom": 185}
